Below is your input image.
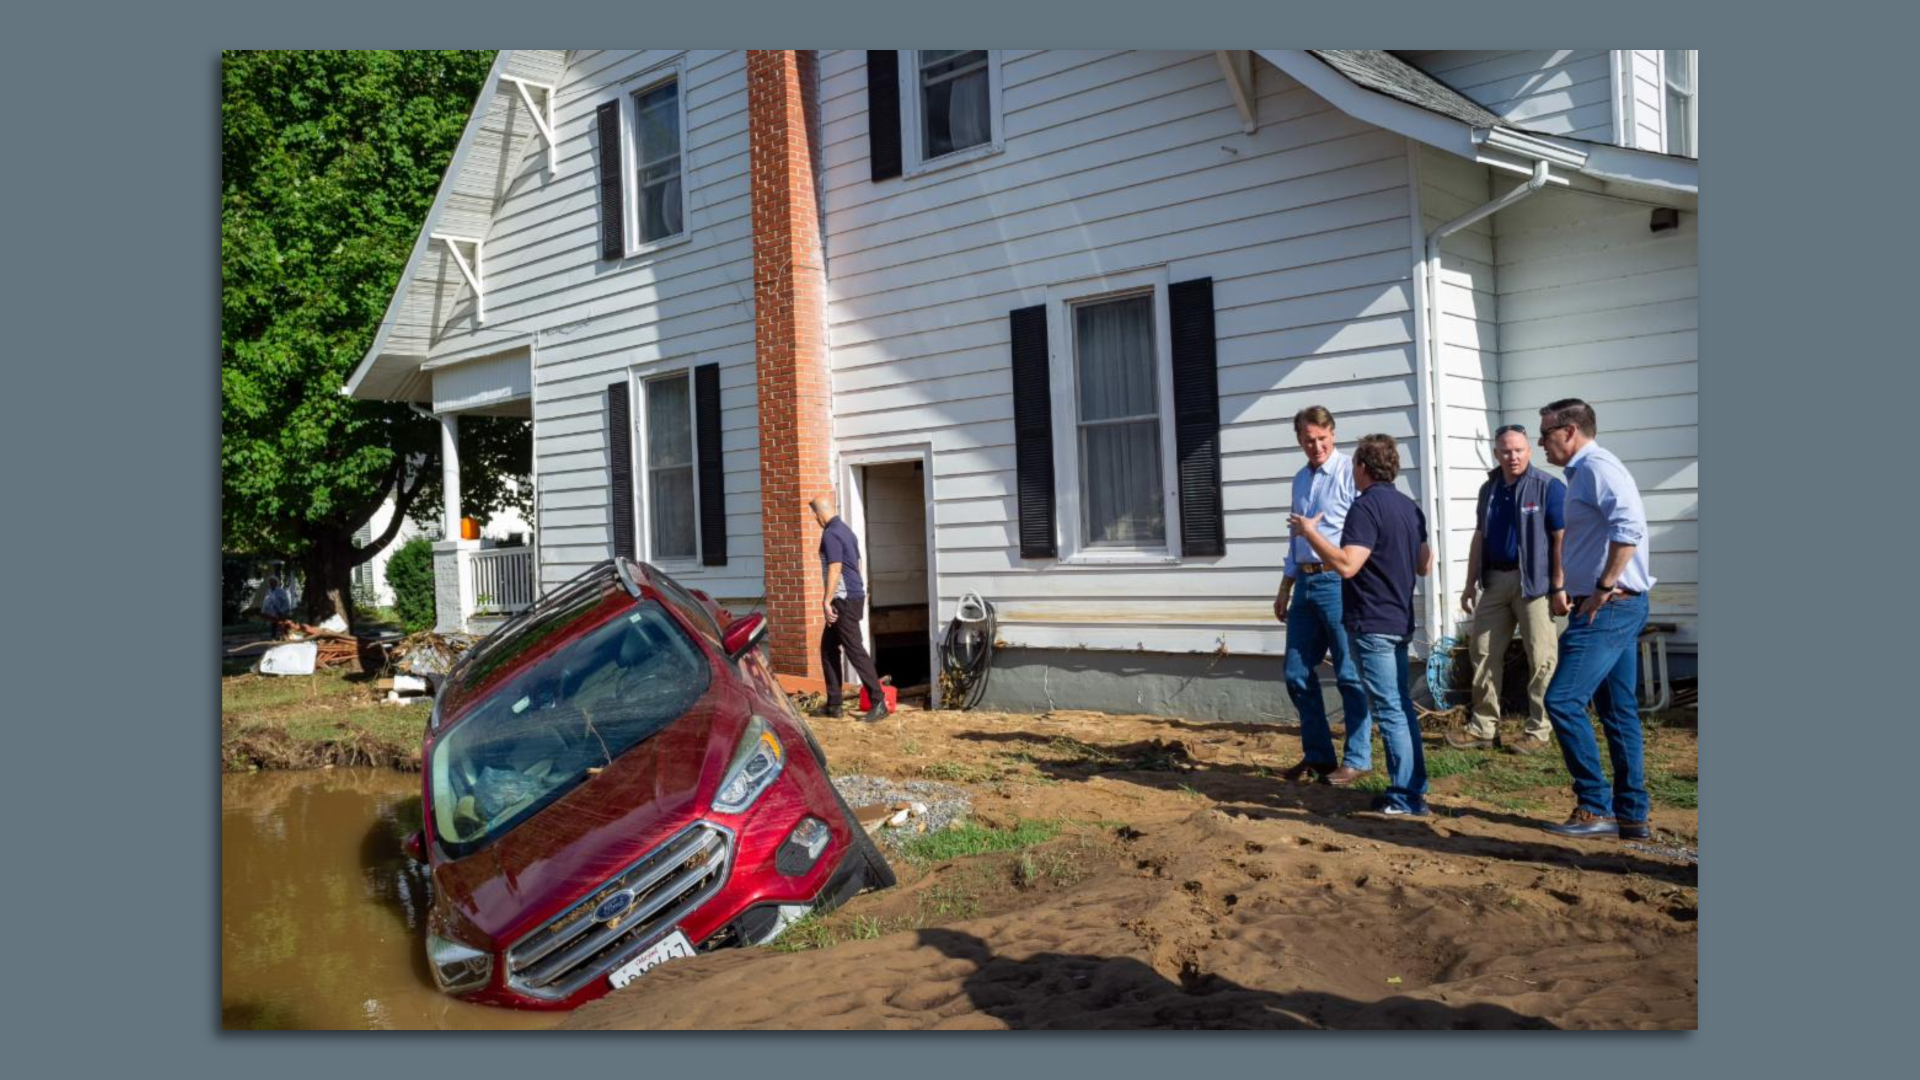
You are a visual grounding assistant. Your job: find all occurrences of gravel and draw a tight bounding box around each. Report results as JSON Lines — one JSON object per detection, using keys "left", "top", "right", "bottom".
{"left": 1623, "top": 840, "right": 1699, "bottom": 864}
{"left": 831, "top": 775, "right": 974, "bottom": 854}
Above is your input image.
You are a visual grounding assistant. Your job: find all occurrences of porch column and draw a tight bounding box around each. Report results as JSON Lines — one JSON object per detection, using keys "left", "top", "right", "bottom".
{"left": 440, "top": 412, "right": 462, "bottom": 540}
{"left": 432, "top": 411, "right": 477, "bottom": 633}
{"left": 749, "top": 51, "right": 833, "bottom": 681}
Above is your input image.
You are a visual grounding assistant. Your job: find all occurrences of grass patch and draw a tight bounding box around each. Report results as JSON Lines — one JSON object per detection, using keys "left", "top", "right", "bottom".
{"left": 222, "top": 668, "right": 425, "bottom": 771}
{"left": 917, "top": 760, "right": 999, "bottom": 784}
{"left": 896, "top": 819, "right": 1063, "bottom": 866}
{"left": 1646, "top": 770, "right": 1698, "bottom": 809}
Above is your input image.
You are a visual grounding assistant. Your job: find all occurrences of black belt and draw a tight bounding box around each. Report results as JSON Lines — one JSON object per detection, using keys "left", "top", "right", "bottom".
{"left": 1570, "top": 587, "right": 1642, "bottom": 605}
{"left": 1484, "top": 561, "right": 1520, "bottom": 572}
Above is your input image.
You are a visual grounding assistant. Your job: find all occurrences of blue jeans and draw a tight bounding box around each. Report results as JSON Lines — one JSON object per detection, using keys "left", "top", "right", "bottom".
{"left": 1544, "top": 592, "right": 1650, "bottom": 823}
{"left": 1352, "top": 632, "right": 1426, "bottom": 812}
{"left": 1284, "top": 573, "right": 1372, "bottom": 769}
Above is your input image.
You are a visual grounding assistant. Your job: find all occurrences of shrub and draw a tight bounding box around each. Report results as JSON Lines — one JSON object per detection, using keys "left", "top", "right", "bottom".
{"left": 386, "top": 537, "right": 438, "bottom": 633}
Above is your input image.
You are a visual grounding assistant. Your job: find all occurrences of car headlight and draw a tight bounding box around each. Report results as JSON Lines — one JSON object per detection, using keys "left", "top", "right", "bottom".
{"left": 712, "top": 715, "right": 784, "bottom": 814}
{"left": 426, "top": 932, "right": 494, "bottom": 995}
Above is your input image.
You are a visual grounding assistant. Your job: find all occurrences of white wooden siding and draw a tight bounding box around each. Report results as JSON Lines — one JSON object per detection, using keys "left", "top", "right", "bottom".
{"left": 1417, "top": 147, "right": 1504, "bottom": 626}
{"left": 426, "top": 51, "right": 764, "bottom": 607}
{"left": 1400, "top": 50, "right": 1616, "bottom": 143}
{"left": 1494, "top": 187, "right": 1698, "bottom": 642}
{"left": 817, "top": 50, "right": 1433, "bottom": 655}
{"left": 1629, "top": 51, "right": 1666, "bottom": 152}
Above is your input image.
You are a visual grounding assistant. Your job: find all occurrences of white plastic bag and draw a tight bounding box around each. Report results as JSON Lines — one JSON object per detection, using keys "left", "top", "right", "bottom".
{"left": 257, "top": 641, "right": 318, "bottom": 676}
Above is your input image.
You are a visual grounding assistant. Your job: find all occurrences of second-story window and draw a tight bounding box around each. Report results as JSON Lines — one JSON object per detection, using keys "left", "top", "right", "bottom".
{"left": 918, "top": 50, "right": 991, "bottom": 160}
{"left": 1663, "top": 50, "right": 1696, "bottom": 158}
{"left": 632, "top": 77, "right": 684, "bottom": 244}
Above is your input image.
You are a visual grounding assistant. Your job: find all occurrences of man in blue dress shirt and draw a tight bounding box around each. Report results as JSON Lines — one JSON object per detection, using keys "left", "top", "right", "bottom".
{"left": 1534, "top": 399, "right": 1658, "bottom": 840}
{"left": 1272, "top": 406, "right": 1372, "bottom": 786}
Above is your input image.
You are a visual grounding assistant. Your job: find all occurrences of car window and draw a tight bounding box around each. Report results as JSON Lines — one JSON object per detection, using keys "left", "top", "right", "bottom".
{"left": 428, "top": 600, "right": 711, "bottom": 858}
{"left": 647, "top": 568, "right": 724, "bottom": 645}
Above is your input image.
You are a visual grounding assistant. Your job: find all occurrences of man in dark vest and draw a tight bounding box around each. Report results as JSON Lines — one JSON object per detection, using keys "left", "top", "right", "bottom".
{"left": 812, "top": 495, "right": 891, "bottom": 723}
{"left": 1449, "top": 424, "right": 1567, "bottom": 754}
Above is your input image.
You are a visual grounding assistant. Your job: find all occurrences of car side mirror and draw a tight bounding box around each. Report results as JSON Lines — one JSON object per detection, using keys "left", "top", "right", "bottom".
{"left": 722, "top": 613, "right": 768, "bottom": 662}
{"left": 403, "top": 830, "right": 426, "bottom": 864}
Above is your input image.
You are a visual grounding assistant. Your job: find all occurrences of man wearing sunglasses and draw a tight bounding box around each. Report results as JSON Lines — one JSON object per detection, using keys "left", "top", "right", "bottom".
{"left": 1534, "top": 399, "right": 1656, "bottom": 840}
{"left": 1449, "top": 424, "right": 1567, "bottom": 755}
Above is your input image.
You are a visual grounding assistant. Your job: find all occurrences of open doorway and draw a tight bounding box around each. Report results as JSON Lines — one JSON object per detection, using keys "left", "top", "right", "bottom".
{"left": 843, "top": 454, "right": 935, "bottom": 708}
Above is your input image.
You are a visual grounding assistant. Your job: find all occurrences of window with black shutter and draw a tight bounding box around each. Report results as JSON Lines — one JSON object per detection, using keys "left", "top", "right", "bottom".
{"left": 866, "top": 51, "right": 903, "bottom": 182}
{"left": 606, "top": 381, "right": 637, "bottom": 560}
{"left": 694, "top": 363, "right": 727, "bottom": 566}
{"left": 1009, "top": 305, "right": 1057, "bottom": 558}
{"left": 594, "top": 101, "right": 625, "bottom": 260}
{"left": 1169, "top": 278, "right": 1225, "bottom": 557}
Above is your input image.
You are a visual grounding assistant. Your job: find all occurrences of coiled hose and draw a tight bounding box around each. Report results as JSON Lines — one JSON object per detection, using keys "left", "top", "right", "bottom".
{"left": 939, "top": 592, "right": 996, "bottom": 710}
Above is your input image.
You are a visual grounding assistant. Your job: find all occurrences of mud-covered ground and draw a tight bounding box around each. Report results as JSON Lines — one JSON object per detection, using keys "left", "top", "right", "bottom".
{"left": 564, "top": 707, "right": 1698, "bottom": 1030}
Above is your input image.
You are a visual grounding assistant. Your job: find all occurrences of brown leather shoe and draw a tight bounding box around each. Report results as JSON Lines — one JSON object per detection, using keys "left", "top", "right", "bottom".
{"left": 1280, "top": 759, "right": 1335, "bottom": 783}
{"left": 1508, "top": 734, "right": 1553, "bottom": 755}
{"left": 1324, "top": 765, "right": 1371, "bottom": 787}
{"left": 1444, "top": 727, "right": 1498, "bottom": 750}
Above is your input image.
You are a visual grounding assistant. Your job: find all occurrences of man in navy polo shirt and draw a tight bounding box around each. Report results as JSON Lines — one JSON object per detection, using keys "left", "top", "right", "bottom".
{"left": 1290, "top": 434, "right": 1434, "bottom": 816}
{"left": 811, "top": 495, "right": 890, "bottom": 723}
{"left": 1451, "top": 424, "right": 1568, "bottom": 754}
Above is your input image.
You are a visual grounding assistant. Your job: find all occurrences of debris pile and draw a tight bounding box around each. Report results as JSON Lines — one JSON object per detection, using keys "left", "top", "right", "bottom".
{"left": 831, "top": 775, "right": 973, "bottom": 853}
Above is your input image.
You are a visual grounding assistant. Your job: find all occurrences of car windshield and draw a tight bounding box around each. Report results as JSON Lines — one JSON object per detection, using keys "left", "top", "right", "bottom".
{"left": 428, "top": 599, "right": 711, "bottom": 857}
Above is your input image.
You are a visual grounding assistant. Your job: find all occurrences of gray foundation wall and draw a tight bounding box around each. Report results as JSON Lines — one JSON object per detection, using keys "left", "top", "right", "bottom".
{"left": 977, "top": 646, "right": 1428, "bottom": 724}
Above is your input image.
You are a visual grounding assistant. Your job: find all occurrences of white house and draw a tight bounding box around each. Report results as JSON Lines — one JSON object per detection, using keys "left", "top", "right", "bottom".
{"left": 345, "top": 50, "right": 1697, "bottom": 717}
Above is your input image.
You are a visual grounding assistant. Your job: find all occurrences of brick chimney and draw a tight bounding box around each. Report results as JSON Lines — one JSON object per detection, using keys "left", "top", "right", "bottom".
{"left": 748, "top": 51, "right": 831, "bottom": 680}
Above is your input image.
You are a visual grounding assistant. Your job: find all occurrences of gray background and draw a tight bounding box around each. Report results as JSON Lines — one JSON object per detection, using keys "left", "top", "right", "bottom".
{"left": 8, "top": 0, "right": 1909, "bottom": 1070}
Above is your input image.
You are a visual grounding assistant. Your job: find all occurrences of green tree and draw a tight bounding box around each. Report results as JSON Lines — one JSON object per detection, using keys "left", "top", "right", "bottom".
{"left": 222, "top": 50, "right": 528, "bottom": 624}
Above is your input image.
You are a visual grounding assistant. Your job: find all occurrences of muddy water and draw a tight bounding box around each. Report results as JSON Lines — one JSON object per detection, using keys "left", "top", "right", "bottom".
{"left": 221, "top": 768, "right": 556, "bottom": 1030}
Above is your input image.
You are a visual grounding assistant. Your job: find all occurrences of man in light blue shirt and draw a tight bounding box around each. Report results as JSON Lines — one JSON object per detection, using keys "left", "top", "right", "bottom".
{"left": 1273, "top": 406, "right": 1372, "bottom": 786}
{"left": 1535, "top": 398, "right": 1658, "bottom": 841}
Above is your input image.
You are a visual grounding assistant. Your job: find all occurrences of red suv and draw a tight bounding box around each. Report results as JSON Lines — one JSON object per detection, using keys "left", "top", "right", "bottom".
{"left": 403, "top": 559, "right": 894, "bottom": 1010}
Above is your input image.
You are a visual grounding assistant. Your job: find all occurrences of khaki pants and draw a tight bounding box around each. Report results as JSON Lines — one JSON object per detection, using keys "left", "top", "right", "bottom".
{"left": 1465, "top": 569, "right": 1559, "bottom": 740}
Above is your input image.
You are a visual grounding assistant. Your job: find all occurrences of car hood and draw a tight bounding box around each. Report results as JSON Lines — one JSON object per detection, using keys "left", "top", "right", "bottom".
{"left": 432, "top": 688, "right": 744, "bottom": 945}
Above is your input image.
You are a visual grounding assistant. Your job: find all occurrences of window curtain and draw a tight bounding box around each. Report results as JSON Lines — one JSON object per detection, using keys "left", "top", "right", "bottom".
{"left": 1074, "top": 296, "right": 1163, "bottom": 545}
{"left": 646, "top": 376, "right": 696, "bottom": 558}
{"left": 947, "top": 66, "right": 989, "bottom": 150}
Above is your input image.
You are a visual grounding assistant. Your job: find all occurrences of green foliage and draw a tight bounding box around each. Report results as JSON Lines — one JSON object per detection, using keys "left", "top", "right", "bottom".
{"left": 221, "top": 51, "right": 527, "bottom": 578}
{"left": 386, "top": 536, "right": 437, "bottom": 632}
{"left": 896, "top": 819, "right": 1063, "bottom": 866}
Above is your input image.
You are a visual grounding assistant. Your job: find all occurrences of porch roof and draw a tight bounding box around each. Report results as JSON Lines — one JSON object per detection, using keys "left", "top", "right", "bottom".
{"left": 343, "top": 50, "right": 569, "bottom": 405}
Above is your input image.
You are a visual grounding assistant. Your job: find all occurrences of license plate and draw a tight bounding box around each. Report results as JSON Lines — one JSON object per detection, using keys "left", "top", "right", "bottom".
{"left": 607, "top": 930, "right": 694, "bottom": 989}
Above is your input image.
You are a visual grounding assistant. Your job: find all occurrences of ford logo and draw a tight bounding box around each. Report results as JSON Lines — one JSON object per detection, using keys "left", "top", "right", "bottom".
{"left": 594, "top": 892, "right": 634, "bottom": 922}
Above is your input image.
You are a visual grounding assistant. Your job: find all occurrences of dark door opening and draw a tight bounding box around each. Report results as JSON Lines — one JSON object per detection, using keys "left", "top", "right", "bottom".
{"left": 853, "top": 460, "right": 931, "bottom": 703}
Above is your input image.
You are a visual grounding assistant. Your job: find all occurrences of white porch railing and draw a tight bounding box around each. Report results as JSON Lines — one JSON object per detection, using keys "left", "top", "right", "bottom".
{"left": 469, "top": 547, "right": 536, "bottom": 615}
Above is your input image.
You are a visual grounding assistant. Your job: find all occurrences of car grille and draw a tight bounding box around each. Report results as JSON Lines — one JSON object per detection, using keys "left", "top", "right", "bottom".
{"left": 504, "top": 822, "right": 733, "bottom": 1000}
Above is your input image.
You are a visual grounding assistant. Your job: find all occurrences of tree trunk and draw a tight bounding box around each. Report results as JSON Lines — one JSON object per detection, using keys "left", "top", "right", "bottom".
{"left": 299, "top": 528, "right": 359, "bottom": 628}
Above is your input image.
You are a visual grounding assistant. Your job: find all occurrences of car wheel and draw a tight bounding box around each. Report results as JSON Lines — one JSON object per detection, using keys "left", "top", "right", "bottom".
{"left": 827, "top": 782, "right": 897, "bottom": 892}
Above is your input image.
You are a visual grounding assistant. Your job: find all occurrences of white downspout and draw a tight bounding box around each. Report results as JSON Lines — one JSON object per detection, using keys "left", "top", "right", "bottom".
{"left": 1421, "top": 158, "right": 1551, "bottom": 642}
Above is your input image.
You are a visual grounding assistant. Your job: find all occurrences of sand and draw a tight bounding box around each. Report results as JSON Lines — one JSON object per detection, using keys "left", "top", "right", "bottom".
{"left": 563, "top": 707, "right": 1697, "bottom": 1030}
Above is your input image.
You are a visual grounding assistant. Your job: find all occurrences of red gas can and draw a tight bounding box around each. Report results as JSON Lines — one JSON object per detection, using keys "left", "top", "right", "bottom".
{"left": 858, "top": 683, "right": 898, "bottom": 712}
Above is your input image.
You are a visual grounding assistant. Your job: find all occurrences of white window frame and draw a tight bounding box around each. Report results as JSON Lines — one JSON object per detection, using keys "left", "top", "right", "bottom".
{"left": 1045, "top": 266, "right": 1183, "bottom": 566}
{"left": 628, "top": 362, "right": 703, "bottom": 571}
{"left": 600, "top": 55, "right": 693, "bottom": 261}
{"left": 1662, "top": 50, "right": 1697, "bottom": 158}
{"left": 899, "top": 50, "right": 1004, "bottom": 178}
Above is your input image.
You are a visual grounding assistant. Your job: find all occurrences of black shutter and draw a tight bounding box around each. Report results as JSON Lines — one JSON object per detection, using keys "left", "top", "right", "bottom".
{"left": 595, "top": 100, "right": 625, "bottom": 261}
{"left": 1169, "top": 277, "right": 1226, "bottom": 557}
{"left": 1010, "top": 305, "right": 1057, "bottom": 558}
{"left": 867, "top": 50, "right": 903, "bottom": 182}
{"left": 607, "top": 381, "right": 637, "bottom": 562}
{"left": 694, "top": 363, "right": 727, "bottom": 567}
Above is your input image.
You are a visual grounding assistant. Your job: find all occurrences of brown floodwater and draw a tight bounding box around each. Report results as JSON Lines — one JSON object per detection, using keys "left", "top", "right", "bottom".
{"left": 221, "top": 768, "right": 557, "bottom": 1030}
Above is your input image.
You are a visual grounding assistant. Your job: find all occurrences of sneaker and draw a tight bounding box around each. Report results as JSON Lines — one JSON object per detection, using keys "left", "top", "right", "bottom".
{"left": 1444, "top": 727, "right": 1498, "bottom": 751}
{"left": 1508, "top": 734, "right": 1553, "bottom": 756}
{"left": 1544, "top": 808, "right": 1619, "bottom": 838}
{"left": 1367, "top": 796, "right": 1429, "bottom": 818}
